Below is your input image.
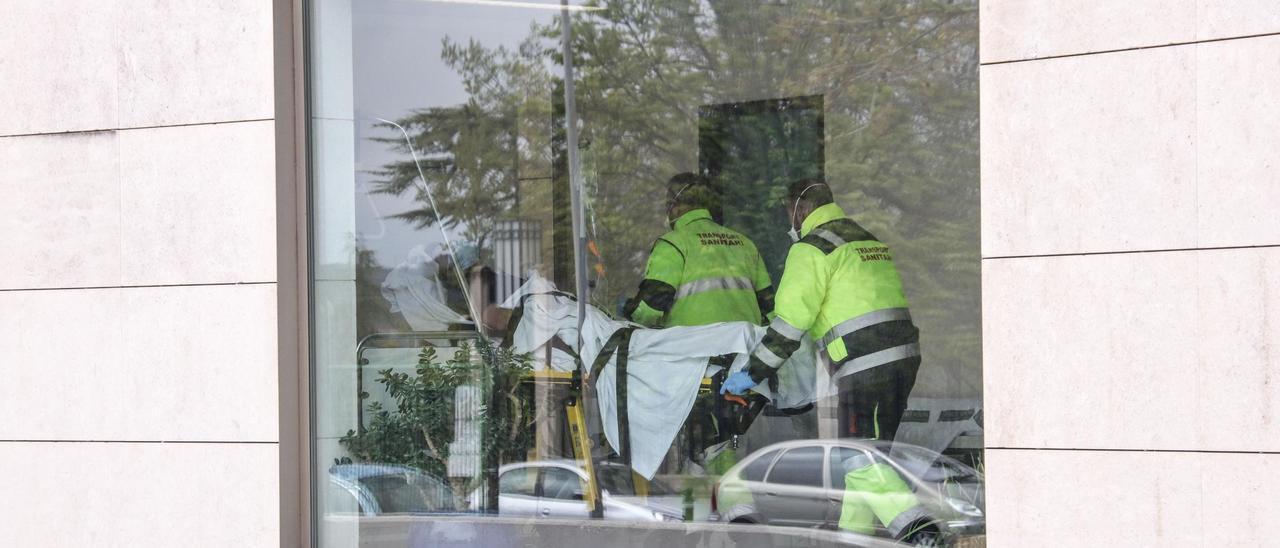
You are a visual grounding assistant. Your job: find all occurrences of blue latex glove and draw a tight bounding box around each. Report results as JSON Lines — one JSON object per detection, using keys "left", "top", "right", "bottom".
{"left": 720, "top": 371, "right": 758, "bottom": 395}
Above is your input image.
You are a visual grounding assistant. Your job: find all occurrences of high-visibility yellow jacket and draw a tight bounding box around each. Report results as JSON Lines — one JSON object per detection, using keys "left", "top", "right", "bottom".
{"left": 839, "top": 461, "right": 930, "bottom": 538}
{"left": 747, "top": 203, "right": 919, "bottom": 382}
{"left": 624, "top": 209, "right": 774, "bottom": 327}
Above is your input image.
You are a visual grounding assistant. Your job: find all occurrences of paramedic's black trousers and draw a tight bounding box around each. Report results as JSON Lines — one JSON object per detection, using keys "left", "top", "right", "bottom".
{"left": 836, "top": 356, "right": 921, "bottom": 440}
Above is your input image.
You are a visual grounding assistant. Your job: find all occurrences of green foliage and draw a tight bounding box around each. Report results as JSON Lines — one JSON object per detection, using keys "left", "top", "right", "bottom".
{"left": 338, "top": 339, "right": 536, "bottom": 503}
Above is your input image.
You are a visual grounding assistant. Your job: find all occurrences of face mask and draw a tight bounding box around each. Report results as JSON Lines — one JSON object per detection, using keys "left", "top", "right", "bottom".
{"left": 786, "top": 183, "right": 825, "bottom": 242}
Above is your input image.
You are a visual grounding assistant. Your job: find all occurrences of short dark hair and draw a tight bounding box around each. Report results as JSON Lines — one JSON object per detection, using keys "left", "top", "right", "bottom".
{"left": 788, "top": 177, "right": 833, "bottom": 209}
{"left": 667, "top": 172, "right": 720, "bottom": 211}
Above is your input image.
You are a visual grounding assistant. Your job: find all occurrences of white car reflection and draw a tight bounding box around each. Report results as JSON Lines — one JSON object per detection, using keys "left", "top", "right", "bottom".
{"left": 474, "top": 460, "right": 684, "bottom": 522}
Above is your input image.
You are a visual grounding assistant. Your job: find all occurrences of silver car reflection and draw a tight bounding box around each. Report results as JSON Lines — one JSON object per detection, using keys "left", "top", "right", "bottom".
{"left": 478, "top": 460, "right": 684, "bottom": 522}
{"left": 713, "top": 440, "right": 984, "bottom": 539}
{"left": 327, "top": 463, "right": 456, "bottom": 515}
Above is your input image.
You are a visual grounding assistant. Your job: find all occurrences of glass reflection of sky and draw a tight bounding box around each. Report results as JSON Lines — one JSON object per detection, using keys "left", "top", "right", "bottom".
{"left": 352, "top": 0, "right": 560, "bottom": 267}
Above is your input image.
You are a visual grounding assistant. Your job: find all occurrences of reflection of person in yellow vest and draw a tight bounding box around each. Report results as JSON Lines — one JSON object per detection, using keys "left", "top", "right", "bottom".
{"left": 720, "top": 178, "right": 934, "bottom": 542}
{"left": 624, "top": 172, "right": 775, "bottom": 474}
{"left": 624, "top": 172, "right": 774, "bottom": 328}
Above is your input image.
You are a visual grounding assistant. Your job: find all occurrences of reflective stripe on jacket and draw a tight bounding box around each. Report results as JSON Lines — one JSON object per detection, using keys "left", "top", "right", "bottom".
{"left": 624, "top": 209, "right": 774, "bottom": 327}
{"left": 748, "top": 203, "right": 918, "bottom": 381}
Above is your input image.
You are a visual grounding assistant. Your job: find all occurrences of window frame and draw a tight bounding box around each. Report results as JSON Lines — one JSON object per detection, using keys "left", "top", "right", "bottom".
{"left": 289, "top": 0, "right": 986, "bottom": 544}
{"left": 278, "top": 0, "right": 311, "bottom": 544}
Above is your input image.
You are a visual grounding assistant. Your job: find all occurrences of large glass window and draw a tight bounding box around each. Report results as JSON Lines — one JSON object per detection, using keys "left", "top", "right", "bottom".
{"left": 308, "top": 0, "right": 979, "bottom": 545}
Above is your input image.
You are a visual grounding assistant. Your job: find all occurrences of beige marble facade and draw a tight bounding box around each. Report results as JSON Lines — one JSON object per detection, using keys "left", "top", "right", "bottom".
{"left": 0, "top": 1, "right": 280, "bottom": 545}
{"left": 982, "top": 3, "right": 1280, "bottom": 546}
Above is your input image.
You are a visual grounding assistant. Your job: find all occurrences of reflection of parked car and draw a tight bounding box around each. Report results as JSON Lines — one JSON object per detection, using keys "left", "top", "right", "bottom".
{"left": 478, "top": 460, "right": 684, "bottom": 522}
{"left": 713, "top": 440, "right": 983, "bottom": 539}
{"left": 327, "top": 463, "right": 455, "bottom": 515}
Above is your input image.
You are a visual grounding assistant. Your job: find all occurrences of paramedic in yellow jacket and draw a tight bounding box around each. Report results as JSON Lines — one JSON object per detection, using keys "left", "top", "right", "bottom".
{"left": 623, "top": 173, "right": 775, "bottom": 328}
{"left": 722, "top": 177, "right": 920, "bottom": 439}
{"left": 722, "top": 177, "right": 932, "bottom": 541}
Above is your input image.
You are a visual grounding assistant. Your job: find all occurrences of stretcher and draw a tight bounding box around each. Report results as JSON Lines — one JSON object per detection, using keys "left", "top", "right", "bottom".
{"left": 520, "top": 365, "right": 767, "bottom": 517}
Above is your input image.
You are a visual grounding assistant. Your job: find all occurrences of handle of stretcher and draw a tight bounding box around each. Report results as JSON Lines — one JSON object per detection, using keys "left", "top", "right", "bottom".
{"left": 723, "top": 394, "right": 748, "bottom": 407}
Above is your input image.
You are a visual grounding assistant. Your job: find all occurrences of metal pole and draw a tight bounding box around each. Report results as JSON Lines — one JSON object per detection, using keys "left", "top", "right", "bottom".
{"left": 559, "top": 3, "right": 589, "bottom": 346}
{"left": 560, "top": 0, "right": 603, "bottom": 519}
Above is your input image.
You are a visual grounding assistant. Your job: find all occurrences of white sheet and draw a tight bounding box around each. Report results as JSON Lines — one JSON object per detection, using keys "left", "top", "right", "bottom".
{"left": 504, "top": 274, "right": 826, "bottom": 479}
{"left": 594, "top": 322, "right": 762, "bottom": 479}
{"left": 381, "top": 245, "right": 471, "bottom": 330}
